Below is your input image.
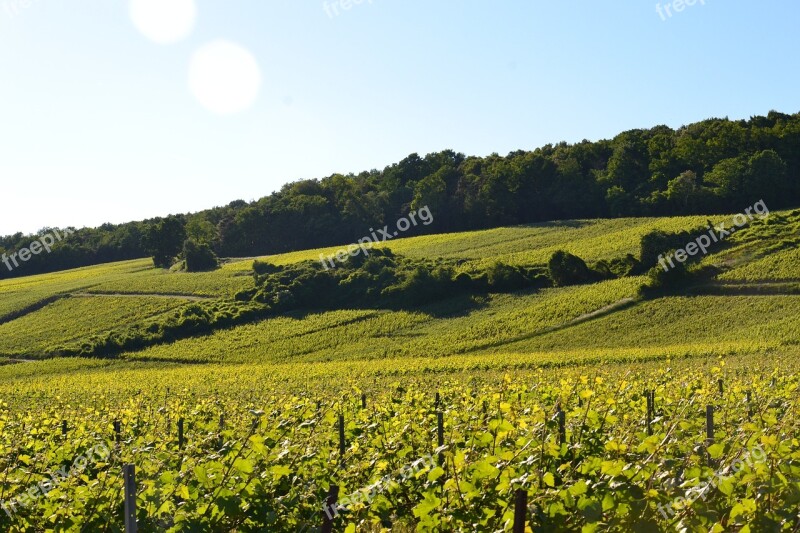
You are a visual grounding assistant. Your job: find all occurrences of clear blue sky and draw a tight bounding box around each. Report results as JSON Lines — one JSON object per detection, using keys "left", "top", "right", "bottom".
{"left": 1, "top": 0, "right": 798, "bottom": 235}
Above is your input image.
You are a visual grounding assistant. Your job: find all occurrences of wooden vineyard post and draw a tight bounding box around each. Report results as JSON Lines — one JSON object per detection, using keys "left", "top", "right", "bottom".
{"left": 321, "top": 484, "right": 339, "bottom": 533}
{"left": 435, "top": 392, "right": 440, "bottom": 410}
{"left": 123, "top": 464, "right": 137, "bottom": 533}
{"left": 513, "top": 489, "right": 528, "bottom": 533}
{"left": 718, "top": 379, "right": 724, "bottom": 395}
{"left": 178, "top": 418, "right": 185, "bottom": 449}
{"left": 114, "top": 420, "right": 121, "bottom": 443}
{"left": 746, "top": 391, "right": 753, "bottom": 420}
{"left": 361, "top": 394, "right": 367, "bottom": 410}
{"left": 557, "top": 409, "right": 566, "bottom": 445}
{"left": 705, "top": 405, "right": 715, "bottom": 466}
{"left": 62, "top": 420, "right": 67, "bottom": 438}
{"left": 218, "top": 414, "right": 224, "bottom": 449}
{"left": 437, "top": 411, "right": 445, "bottom": 466}
{"left": 437, "top": 411, "right": 444, "bottom": 447}
{"left": 338, "top": 414, "right": 346, "bottom": 466}
{"left": 646, "top": 391, "right": 653, "bottom": 436}
{"left": 706, "top": 405, "right": 714, "bottom": 441}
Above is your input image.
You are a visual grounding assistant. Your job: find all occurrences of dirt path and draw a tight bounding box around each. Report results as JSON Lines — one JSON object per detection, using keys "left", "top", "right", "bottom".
{"left": 462, "top": 297, "right": 638, "bottom": 354}
{"left": 72, "top": 292, "right": 215, "bottom": 302}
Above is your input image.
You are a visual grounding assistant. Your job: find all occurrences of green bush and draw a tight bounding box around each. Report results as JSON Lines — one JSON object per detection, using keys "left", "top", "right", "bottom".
{"left": 183, "top": 239, "right": 218, "bottom": 272}
{"left": 548, "top": 251, "right": 597, "bottom": 287}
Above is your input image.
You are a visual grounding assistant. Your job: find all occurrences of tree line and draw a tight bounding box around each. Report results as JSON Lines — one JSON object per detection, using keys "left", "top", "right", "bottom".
{"left": 1, "top": 110, "right": 798, "bottom": 279}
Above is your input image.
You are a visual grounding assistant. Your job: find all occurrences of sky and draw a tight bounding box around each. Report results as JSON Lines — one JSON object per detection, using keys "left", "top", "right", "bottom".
{"left": 0, "top": 0, "right": 798, "bottom": 236}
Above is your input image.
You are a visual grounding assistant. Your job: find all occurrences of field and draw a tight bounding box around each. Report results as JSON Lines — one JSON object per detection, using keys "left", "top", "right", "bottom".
{"left": 255, "top": 215, "right": 726, "bottom": 272}
{"left": 0, "top": 211, "right": 799, "bottom": 531}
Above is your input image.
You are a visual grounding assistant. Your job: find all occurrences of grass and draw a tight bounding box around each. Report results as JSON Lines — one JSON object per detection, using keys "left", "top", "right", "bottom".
{"left": 0, "top": 259, "right": 151, "bottom": 321}
{"left": 718, "top": 247, "right": 800, "bottom": 282}
{"left": 0, "top": 209, "right": 796, "bottom": 376}
{"left": 252, "top": 214, "right": 726, "bottom": 271}
{"left": 114, "top": 277, "right": 644, "bottom": 364}
{"left": 0, "top": 295, "right": 193, "bottom": 358}
{"left": 496, "top": 294, "right": 799, "bottom": 355}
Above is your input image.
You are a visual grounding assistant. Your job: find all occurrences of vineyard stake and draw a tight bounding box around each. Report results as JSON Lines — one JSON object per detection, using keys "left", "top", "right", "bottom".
{"left": 114, "top": 420, "right": 121, "bottom": 443}
{"left": 437, "top": 411, "right": 445, "bottom": 466}
{"left": 61, "top": 420, "right": 67, "bottom": 438}
{"left": 321, "top": 484, "right": 339, "bottom": 533}
{"left": 646, "top": 392, "right": 653, "bottom": 436}
{"left": 718, "top": 379, "right": 724, "bottom": 395}
{"left": 437, "top": 411, "right": 444, "bottom": 447}
{"left": 123, "top": 464, "right": 137, "bottom": 533}
{"left": 178, "top": 418, "right": 185, "bottom": 449}
{"left": 705, "top": 405, "right": 714, "bottom": 441}
{"left": 435, "top": 392, "right": 440, "bottom": 409}
{"left": 706, "top": 405, "right": 715, "bottom": 466}
{"left": 361, "top": 394, "right": 367, "bottom": 410}
{"left": 338, "top": 414, "right": 346, "bottom": 466}
{"left": 513, "top": 489, "right": 528, "bottom": 533}
{"left": 557, "top": 409, "right": 566, "bottom": 445}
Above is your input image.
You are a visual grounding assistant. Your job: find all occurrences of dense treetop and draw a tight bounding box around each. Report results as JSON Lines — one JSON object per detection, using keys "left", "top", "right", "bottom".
{"left": 2, "top": 111, "right": 798, "bottom": 279}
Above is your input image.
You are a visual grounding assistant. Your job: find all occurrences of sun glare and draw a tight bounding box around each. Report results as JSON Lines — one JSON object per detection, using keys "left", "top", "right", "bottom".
{"left": 188, "top": 40, "right": 262, "bottom": 116}
{"left": 129, "top": 0, "right": 196, "bottom": 44}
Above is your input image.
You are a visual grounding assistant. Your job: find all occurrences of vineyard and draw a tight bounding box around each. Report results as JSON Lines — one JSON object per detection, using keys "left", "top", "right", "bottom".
{"left": 0, "top": 353, "right": 798, "bottom": 531}
{"left": 0, "top": 210, "right": 798, "bottom": 531}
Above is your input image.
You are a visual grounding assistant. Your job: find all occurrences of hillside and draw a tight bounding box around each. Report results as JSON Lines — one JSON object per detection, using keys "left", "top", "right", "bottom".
{"left": 1, "top": 208, "right": 799, "bottom": 531}
{"left": 0, "top": 211, "right": 781, "bottom": 360}
{"left": 2, "top": 208, "right": 798, "bottom": 364}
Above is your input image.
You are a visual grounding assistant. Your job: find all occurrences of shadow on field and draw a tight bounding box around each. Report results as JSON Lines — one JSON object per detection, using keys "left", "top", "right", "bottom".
{"left": 412, "top": 293, "right": 491, "bottom": 318}
{"left": 518, "top": 220, "right": 591, "bottom": 230}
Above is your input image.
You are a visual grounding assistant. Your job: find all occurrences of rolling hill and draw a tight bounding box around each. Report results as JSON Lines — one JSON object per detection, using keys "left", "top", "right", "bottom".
{"left": 0, "top": 208, "right": 798, "bottom": 531}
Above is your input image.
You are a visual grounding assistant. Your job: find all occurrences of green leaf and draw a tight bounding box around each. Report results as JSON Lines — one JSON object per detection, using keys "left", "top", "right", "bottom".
{"left": 233, "top": 458, "right": 255, "bottom": 474}
{"left": 428, "top": 466, "right": 445, "bottom": 482}
{"left": 717, "top": 476, "right": 735, "bottom": 496}
{"left": 707, "top": 443, "right": 725, "bottom": 459}
{"left": 270, "top": 465, "right": 291, "bottom": 481}
{"left": 569, "top": 480, "right": 588, "bottom": 496}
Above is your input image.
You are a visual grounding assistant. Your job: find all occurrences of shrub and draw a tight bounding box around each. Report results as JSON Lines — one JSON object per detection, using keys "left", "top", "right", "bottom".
{"left": 548, "top": 251, "right": 596, "bottom": 287}
{"left": 183, "top": 239, "right": 219, "bottom": 272}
